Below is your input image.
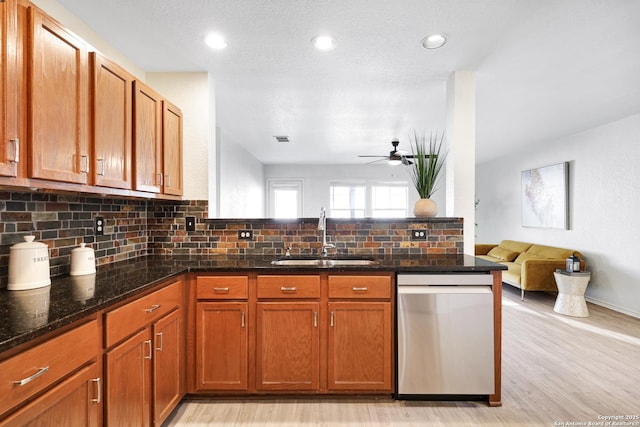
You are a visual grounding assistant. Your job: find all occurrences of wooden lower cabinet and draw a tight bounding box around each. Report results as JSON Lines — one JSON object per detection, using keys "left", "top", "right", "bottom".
{"left": 153, "top": 308, "right": 184, "bottom": 425}
{"left": 106, "top": 328, "right": 152, "bottom": 426}
{"left": 327, "top": 302, "right": 392, "bottom": 391}
{"left": 0, "top": 362, "right": 101, "bottom": 427}
{"left": 256, "top": 302, "right": 320, "bottom": 391}
{"left": 196, "top": 302, "right": 248, "bottom": 391}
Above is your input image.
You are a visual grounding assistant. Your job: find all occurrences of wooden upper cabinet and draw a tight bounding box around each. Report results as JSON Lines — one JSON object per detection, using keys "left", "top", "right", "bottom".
{"left": 90, "top": 52, "right": 132, "bottom": 189}
{"left": 27, "top": 6, "right": 89, "bottom": 184}
{"left": 162, "top": 100, "right": 183, "bottom": 196}
{"left": 0, "top": 0, "right": 21, "bottom": 178}
{"left": 133, "top": 80, "right": 162, "bottom": 193}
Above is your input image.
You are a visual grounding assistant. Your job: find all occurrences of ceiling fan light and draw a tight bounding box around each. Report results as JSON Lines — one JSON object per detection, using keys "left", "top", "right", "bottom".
{"left": 388, "top": 159, "right": 402, "bottom": 166}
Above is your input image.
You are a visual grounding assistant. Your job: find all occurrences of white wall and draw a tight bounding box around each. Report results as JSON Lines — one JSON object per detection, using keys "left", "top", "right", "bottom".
{"left": 218, "top": 132, "right": 265, "bottom": 218}
{"left": 476, "top": 113, "right": 640, "bottom": 317}
{"left": 264, "top": 164, "right": 447, "bottom": 218}
{"left": 146, "top": 73, "right": 212, "bottom": 201}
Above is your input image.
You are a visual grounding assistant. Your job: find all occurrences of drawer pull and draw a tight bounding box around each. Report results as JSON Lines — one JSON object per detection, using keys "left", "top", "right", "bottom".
{"left": 144, "top": 340, "right": 153, "bottom": 360}
{"left": 91, "top": 378, "right": 101, "bottom": 403}
{"left": 280, "top": 287, "right": 296, "bottom": 292}
{"left": 330, "top": 311, "right": 334, "bottom": 327}
{"left": 214, "top": 287, "right": 230, "bottom": 293}
{"left": 352, "top": 287, "right": 368, "bottom": 292}
{"left": 156, "top": 332, "right": 164, "bottom": 351}
{"left": 14, "top": 367, "right": 49, "bottom": 386}
{"left": 313, "top": 312, "right": 318, "bottom": 328}
{"left": 145, "top": 304, "right": 161, "bottom": 313}
{"left": 241, "top": 311, "right": 246, "bottom": 328}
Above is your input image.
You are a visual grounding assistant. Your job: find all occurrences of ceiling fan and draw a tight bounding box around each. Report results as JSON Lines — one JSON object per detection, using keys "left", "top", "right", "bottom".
{"left": 358, "top": 140, "right": 414, "bottom": 166}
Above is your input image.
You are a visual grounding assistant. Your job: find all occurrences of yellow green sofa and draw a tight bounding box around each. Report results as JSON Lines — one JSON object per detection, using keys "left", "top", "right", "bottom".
{"left": 475, "top": 240, "right": 585, "bottom": 300}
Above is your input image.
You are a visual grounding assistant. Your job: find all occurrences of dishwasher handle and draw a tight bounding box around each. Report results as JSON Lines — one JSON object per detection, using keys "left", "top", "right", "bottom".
{"left": 397, "top": 285, "right": 492, "bottom": 295}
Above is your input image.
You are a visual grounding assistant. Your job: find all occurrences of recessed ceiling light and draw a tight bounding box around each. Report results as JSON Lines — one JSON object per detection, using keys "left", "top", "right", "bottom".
{"left": 205, "top": 33, "right": 227, "bottom": 49}
{"left": 421, "top": 34, "right": 447, "bottom": 49}
{"left": 311, "top": 35, "right": 336, "bottom": 51}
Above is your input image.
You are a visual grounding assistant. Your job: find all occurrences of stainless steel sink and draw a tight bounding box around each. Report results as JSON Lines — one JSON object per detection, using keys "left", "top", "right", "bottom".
{"left": 271, "top": 258, "right": 379, "bottom": 267}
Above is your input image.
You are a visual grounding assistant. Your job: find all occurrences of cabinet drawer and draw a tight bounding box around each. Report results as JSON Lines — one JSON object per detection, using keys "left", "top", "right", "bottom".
{"left": 257, "top": 275, "right": 320, "bottom": 299}
{"left": 0, "top": 320, "right": 98, "bottom": 417}
{"left": 328, "top": 275, "right": 391, "bottom": 299}
{"left": 105, "top": 279, "right": 182, "bottom": 348}
{"left": 197, "top": 275, "right": 248, "bottom": 300}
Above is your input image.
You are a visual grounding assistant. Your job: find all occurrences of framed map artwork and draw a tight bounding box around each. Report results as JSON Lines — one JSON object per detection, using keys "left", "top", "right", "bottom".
{"left": 521, "top": 162, "right": 569, "bottom": 229}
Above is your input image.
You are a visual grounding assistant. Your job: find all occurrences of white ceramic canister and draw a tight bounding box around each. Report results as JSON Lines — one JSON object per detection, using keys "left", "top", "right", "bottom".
{"left": 70, "top": 242, "right": 96, "bottom": 276}
{"left": 8, "top": 235, "right": 51, "bottom": 291}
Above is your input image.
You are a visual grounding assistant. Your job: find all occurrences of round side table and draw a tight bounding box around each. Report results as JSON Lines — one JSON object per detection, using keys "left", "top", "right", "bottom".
{"left": 553, "top": 271, "right": 591, "bottom": 317}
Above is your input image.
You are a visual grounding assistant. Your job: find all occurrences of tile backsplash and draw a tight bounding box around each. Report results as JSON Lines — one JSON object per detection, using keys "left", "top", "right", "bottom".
{"left": 0, "top": 191, "right": 463, "bottom": 288}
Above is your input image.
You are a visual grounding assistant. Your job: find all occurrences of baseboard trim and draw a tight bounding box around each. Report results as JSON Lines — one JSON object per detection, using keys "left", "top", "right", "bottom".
{"left": 585, "top": 296, "right": 640, "bottom": 319}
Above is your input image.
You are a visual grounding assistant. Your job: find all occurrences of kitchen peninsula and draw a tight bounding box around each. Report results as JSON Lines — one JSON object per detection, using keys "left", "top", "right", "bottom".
{"left": 0, "top": 253, "right": 505, "bottom": 425}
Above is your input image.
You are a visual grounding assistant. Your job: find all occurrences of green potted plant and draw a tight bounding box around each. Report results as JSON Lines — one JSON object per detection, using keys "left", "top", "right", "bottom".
{"left": 408, "top": 131, "right": 447, "bottom": 217}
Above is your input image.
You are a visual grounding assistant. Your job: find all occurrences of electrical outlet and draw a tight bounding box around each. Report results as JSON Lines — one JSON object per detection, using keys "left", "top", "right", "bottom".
{"left": 410, "top": 229, "right": 427, "bottom": 241}
{"left": 238, "top": 230, "right": 253, "bottom": 240}
{"left": 95, "top": 216, "right": 105, "bottom": 236}
{"left": 186, "top": 216, "right": 196, "bottom": 232}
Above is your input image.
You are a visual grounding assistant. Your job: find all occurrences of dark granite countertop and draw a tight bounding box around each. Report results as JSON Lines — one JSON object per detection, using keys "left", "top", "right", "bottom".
{"left": 0, "top": 254, "right": 504, "bottom": 355}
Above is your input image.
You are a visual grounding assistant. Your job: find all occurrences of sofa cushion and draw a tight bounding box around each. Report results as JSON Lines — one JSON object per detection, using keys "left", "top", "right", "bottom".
{"left": 514, "top": 252, "right": 545, "bottom": 265}
{"left": 501, "top": 262, "right": 521, "bottom": 286}
{"left": 487, "top": 246, "right": 519, "bottom": 262}
{"left": 499, "top": 240, "right": 533, "bottom": 254}
{"left": 525, "top": 244, "right": 574, "bottom": 260}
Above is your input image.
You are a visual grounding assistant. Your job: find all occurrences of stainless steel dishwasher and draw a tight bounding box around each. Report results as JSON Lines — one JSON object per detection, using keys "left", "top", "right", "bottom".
{"left": 396, "top": 273, "right": 494, "bottom": 398}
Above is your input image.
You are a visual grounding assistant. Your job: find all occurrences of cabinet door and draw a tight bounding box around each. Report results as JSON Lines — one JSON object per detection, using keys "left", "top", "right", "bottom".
{"left": 256, "top": 302, "right": 320, "bottom": 391}
{"left": 196, "top": 302, "right": 248, "bottom": 391}
{"left": 133, "top": 80, "right": 162, "bottom": 193}
{"left": 152, "top": 308, "right": 184, "bottom": 426}
{"left": 0, "top": 0, "right": 19, "bottom": 178}
{"left": 327, "top": 302, "right": 392, "bottom": 391}
{"left": 105, "top": 328, "right": 152, "bottom": 427}
{"left": 162, "top": 100, "right": 183, "bottom": 196}
{"left": 0, "top": 363, "right": 101, "bottom": 427}
{"left": 90, "top": 52, "right": 132, "bottom": 189}
{"left": 28, "top": 6, "right": 89, "bottom": 184}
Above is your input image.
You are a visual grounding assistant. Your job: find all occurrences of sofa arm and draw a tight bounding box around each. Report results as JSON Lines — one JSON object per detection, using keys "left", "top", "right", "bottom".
{"left": 520, "top": 259, "right": 566, "bottom": 292}
{"left": 475, "top": 244, "right": 497, "bottom": 256}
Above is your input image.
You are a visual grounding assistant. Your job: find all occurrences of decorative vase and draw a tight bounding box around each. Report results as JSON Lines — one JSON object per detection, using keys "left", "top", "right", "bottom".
{"left": 413, "top": 198, "right": 438, "bottom": 217}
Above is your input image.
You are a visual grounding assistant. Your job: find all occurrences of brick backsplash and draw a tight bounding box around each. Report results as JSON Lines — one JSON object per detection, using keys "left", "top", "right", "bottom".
{"left": 0, "top": 192, "right": 463, "bottom": 289}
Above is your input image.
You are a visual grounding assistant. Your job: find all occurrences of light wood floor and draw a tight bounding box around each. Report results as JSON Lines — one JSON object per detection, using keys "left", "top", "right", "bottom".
{"left": 165, "top": 286, "right": 640, "bottom": 426}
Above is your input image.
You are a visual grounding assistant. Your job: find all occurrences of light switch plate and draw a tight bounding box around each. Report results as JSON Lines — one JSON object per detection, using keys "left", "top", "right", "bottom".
{"left": 186, "top": 216, "right": 196, "bottom": 232}
{"left": 238, "top": 230, "right": 253, "bottom": 240}
{"left": 410, "top": 229, "right": 427, "bottom": 241}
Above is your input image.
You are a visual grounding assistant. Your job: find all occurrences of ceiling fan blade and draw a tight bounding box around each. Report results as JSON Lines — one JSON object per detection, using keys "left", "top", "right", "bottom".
{"left": 358, "top": 155, "right": 387, "bottom": 158}
{"left": 366, "top": 158, "right": 388, "bottom": 164}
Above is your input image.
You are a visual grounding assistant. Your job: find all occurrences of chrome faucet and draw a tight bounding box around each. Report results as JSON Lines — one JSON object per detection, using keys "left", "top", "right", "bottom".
{"left": 318, "top": 207, "right": 335, "bottom": 257}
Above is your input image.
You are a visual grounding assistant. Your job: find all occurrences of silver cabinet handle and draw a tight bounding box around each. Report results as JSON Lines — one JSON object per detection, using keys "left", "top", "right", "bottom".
{"left": 9, "top": 138, "right": 19, "bottom": 163}
{"left": 313, "top": 312, "right": 318, "bottom": 328}
{"left": 330, "top": 311, "right": 334, "bottom": 327}
{"left": 352, "top": 287, "right": 368, "bottom": 292}
{"left": 241, "top": 311, "right": 245, "bottom": 328}
{"left": 96, "top": 158, "right": 105, "bottom": 176}
{"left": 280, "top": 287, "right": 296, "bottom": 292}
{"left": 91, "top": 378, "right": 101, "bottom": 403}
{"left": 144, "top": 339, "right": 153, "bottom": 360}
{"left": 156, "top": 332, "right": 163, "bottom": 351}
{"left": 214, "top": 287, "right": 230, "bottom": 293}
{"left": 157, "top": 173, "right": 164, "bottom": 186}
{"left": 145, "top": 304, "right": 161, "bottom": 313}
{"left": 14, "top": 367, "right": 49, "bottom": 386}
{"left": 165, "top": 174, "right": 171, "bottom": 188}
{"left": 81, "top": 155, "right": 89, "bottom": 173}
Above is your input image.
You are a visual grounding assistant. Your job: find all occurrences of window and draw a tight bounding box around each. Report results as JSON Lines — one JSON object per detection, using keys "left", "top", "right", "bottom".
{"left": 330, "top": 184, "right": 366, "bottom": 218}
{"left": 329, "top": 181, "right": 408, "bottom": 218}
{"left": 267, "top": 180, "right": 303, "bottom": 218}
{"left": 371, "top": 183, "right": 408, "bottom": 218}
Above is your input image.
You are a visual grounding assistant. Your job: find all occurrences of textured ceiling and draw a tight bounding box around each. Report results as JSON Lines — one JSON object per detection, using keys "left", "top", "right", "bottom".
{"left": 55, "top": 0, "right": 640, "bottom": 164}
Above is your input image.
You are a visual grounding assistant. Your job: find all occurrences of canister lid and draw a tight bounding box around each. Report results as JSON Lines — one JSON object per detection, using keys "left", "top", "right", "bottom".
{"left": 72, "top": 242, "right": 93, "bottom": 253}
{"left": 11, "top": 235, "right": 48, "bottom": 250}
